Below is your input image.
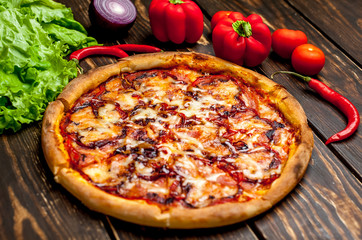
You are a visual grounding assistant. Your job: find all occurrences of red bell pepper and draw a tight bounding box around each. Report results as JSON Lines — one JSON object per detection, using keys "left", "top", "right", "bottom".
{"left": 212, "top": 12, "right": 271, "bottom": 67}
{"left": 149, "top": 0, "right": 203, "bottom": 44}
{"left": 211, "top": 11, "right": 232, "bottom": 30}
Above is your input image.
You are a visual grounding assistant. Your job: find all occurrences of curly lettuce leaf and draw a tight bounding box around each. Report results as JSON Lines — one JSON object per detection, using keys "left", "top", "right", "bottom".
{"left": 0, "top": 0, "right": 97, "bottom": 133}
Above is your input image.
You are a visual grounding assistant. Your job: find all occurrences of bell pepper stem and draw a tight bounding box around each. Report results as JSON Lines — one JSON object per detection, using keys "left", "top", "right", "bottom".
{"left": 169, "top": 0, "right": 184, "bottom": 4}
{"left": 271, "top": 71, "right": 311, "bottom": 83}
{"left": 232, "top": 20, "right": 252, "bottom": 38}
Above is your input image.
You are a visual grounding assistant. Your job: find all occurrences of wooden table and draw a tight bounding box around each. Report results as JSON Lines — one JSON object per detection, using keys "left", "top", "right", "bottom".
{"left": 1, "top": 0, "right": 361, "bottom": 239}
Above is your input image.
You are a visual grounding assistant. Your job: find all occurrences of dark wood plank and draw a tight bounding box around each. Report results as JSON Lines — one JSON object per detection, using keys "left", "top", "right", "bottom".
{"left": 287, "top": 0, "right": 362, "bottom": 64}
{"left": 107, "top": 218, "right": 258, "bottom": 240}
{"left": 0, "top": 124, "right": 111, "bottom": 239}
{"left": 2, "top": 0, "right": 357, "bottom": 239}
{"left": 196, "top": 0, "right": 362, "bottom": 179}
{"left": 254, "top": 136, "right": 362, "bottom": 239}
{"left": 0, "top": 1, "right": 114, "bottom": 238}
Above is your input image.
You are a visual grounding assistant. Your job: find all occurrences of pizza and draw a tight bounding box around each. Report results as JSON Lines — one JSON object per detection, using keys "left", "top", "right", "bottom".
{"left": 41, "top": 52, "right": 313, "bottom": 228}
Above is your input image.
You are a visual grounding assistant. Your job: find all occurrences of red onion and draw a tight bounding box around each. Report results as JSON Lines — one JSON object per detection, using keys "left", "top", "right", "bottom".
{"left": 90, "top": 0, "right": 137, "bottom": 32}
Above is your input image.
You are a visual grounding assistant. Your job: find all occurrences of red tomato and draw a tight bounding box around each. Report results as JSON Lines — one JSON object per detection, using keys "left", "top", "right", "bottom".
{"left": 291, "top": 44, "right": 325, "bottom": 75}
{"left": 272, "top": 29, "right": 308, "bottom": 59}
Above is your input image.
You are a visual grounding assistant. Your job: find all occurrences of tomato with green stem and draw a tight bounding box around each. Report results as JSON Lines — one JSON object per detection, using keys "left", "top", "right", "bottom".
{"left": 291, "top": 43, "right": 325, "bottom": 75}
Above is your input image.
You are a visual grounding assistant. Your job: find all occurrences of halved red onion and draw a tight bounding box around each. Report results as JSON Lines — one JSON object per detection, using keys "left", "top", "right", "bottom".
{"left": 90, "top": 0, "right": 137, "bottom": 31}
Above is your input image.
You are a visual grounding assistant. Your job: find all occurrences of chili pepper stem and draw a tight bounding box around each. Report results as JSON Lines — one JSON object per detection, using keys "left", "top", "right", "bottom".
{"left": 70, "top": 58, "right": 84, "bottom": 75}
{"left": 70, "top": 58, "right": 79, "bottom": 65}
{"left": 271, "top": 71, "right": 311, "bottom": 83}
{"left": 272, "top": 70, "right": 360, "bottom": 145}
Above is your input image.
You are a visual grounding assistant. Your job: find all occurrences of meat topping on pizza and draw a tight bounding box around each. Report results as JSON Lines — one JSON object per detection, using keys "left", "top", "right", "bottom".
{"left": 60, "top": 66, "right": 297, "bottom": 208}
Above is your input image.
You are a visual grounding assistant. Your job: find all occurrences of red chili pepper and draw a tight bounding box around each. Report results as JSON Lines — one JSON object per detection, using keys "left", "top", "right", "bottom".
{"left": 148, "top": 0, "right": 204, "bottom": 44}
{"left": 113, "top": 44, "right": 162, "bottom": 53}
{"left": 69, "top": 46, "right": 129, "bottom": 61}
{"left": 271, "top": 71, "right": 360, "bottom": 145}
{"left": 212, "top": 12, "right": 271, "bottom": 67}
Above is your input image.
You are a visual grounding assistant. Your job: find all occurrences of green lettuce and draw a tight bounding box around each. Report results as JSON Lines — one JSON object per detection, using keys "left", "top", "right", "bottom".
{"left": 0, "top": 0, "right": 98, "bottom": 133}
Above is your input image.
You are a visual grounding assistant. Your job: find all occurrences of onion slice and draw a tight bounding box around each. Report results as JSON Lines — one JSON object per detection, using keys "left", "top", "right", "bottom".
{"left": 90, "top": 0, "right": 137, "bottom": 32}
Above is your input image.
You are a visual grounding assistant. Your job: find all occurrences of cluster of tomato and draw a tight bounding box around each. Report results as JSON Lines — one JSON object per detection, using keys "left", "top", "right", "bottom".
{"left": 148, "top": 0, "right": 325, "bottom": 76}
{"left": 271, "top": 29, "right": 325, "bottom": 75}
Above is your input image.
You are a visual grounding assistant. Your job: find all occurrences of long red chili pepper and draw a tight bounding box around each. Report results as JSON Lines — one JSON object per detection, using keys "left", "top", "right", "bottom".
{"left": 271, "top": 71, "right": 360, "bottom": 145}
{"left": 69, "top": 44, "right": 162, "bottom": 62}
{"left": 113, "top": 44, "right": 162, "bottom": 53}
{"left": 69, "top": 46, "right": 129, "bottom": 61}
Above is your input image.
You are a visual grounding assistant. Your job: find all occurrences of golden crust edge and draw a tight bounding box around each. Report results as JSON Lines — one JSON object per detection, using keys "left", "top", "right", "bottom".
{"left": 56, "top": 168, "right": 170, "bottom": 228}
{"left": 56, "top": 62, "right": 124, "bottom": 110}
{"left": 167, "top": 199, "right": 272, "bottom": 228}
{"left": 262, "top": 121, "right": 313, "bottom": 204}
{"left": 41, "top": 100, "right": 69, "bottom": 175}
{"left": 42, "top": 62, "right": 126, "bottom": 175}
{"left": 56, "top": 167, "right": 275, "bottom": 229}
{"left": 258, "top": 78, "right": 314, "bottom": 205}
{"left": 41, "top": 51, "right": 314, "bottom": 229}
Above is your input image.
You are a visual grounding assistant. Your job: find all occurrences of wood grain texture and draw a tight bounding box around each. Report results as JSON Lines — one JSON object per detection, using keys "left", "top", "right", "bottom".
{"left": 107, "top": 217, "right": 259, "bottom": 240}
{"left": 254, "top": 136, "right": 362, "bottom": 239}
{"left": 0, "top": 124, "right": 111, "bottom": 239}
{"left": 287, "top": 0, "right": 362, "bottom": 64}
{"left": 0, "top": 0, "right": 361, "bottom": 239}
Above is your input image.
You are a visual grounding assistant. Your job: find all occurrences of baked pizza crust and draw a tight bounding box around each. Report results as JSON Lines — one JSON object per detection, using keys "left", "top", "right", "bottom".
{"left": 42, "top": 52, "right": 313, "bottom": 228}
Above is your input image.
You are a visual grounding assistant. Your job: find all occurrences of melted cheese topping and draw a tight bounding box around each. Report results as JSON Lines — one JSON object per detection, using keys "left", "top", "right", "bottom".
{"left": 60, "top": 66, "right": 297, "bottom": 208}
